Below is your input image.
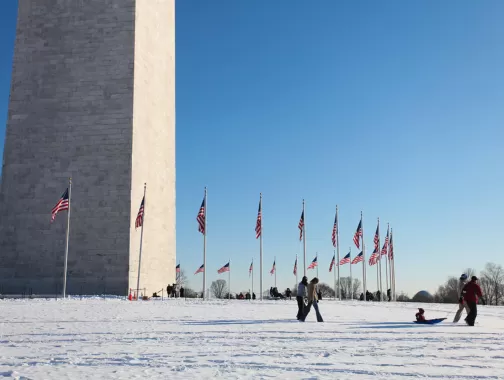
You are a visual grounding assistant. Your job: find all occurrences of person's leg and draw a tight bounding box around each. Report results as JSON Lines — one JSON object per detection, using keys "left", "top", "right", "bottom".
{"left": 300, "top": 302, "right": 312, "bottom": 321}
{"left": 313, "top": 301, "right": 323, "bottom": 322}
{"left": 466, "top": 301, "right": 476, "bottom": 326}
{"left": 453, "top": 302, "right": 465, "bottom": 322}
{"left": 296, "top": 296, "right": 303, "bottom": 319}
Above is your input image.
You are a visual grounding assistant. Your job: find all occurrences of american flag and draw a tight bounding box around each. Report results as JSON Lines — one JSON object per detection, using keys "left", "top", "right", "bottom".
{"left": 389, "top": 230, "right": 394, "bottom": 260}
{"left": 194, "top": 264, "right": 204, "bottom": 274}
{"left": 351, "top": 251, "right": 363, "bottom": 264}
{"left": 197, "top": 197, "right": 206, "bottom": 235}
{"left": 339, "top": 252, "right": 351, "bottom": 265}
{"left": 51, "top": 188, "right": 69, "bottom": 223}
{"left": 298, "top": 211, "right": 304, "bottom": 241}
{"left": 135, "top": 197, "right": 145, "bottom": 229}
{"left": 353, "top": 220, "right": 362, "bottom": 249}
{"left": 218, "top": 262, "right": 230, "bottom": 274}
{"left": 368, "top": 248, "right": 379, "bottom": 266}
{"left": 308, "top": 256, "right": 318, "bottom": 270}
{"left": 176, "top": 264, "right": 180, "bottom": 273}
{"left": 255, "top": 198, "right": 262, "bottom": 239}
{"left": 270, "top": 260, "right": 276, "bottom": 275}
{"left": 293, "top": 257, "right": 297, "bottom": 275}
{"left": 374, "top": 223, "right": 380, "bottom": 251}
{"left": 331, "top": 212, "right": 338, "bottom": 247}
{"left": 381, "top": 227, "right": 389, "bottom": 256}
{"left": 249, "top": 261, "right": 253, "bottom": 276}
{"left": 329, "top": 254, "right": 336, "bottom": 272}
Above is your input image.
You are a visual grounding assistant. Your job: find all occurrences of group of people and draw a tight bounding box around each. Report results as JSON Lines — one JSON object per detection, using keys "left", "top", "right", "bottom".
{"left": 295, "top": 276, "right": 323, "bottom": 322}
{"left": 454, "top": 273, "right": 485, "bottom": 326}
{"left": 415, "top": 274, "right": 485, "bottom": 326}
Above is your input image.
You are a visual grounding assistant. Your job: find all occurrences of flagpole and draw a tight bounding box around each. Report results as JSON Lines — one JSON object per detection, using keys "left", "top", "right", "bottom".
{"left": 316, "top": 252, "right": 319, "bottom": 278}
{"left": 303, "top": 199, "right": 306, "bottom": 276}
{"left": 136, "top": 183, "right": 146, "bottom": 300}
{"left": 376, "top": 218, "right": 379, "bottom": 297}
{"left": 391, "top": 228, "right": 396, "bottom": 301}
{"left": 62, "top": 177, "right": 72, "bottom": 298}
{"left": 378, "top": 218, "right": 382, "bottom": 300}
{"left": 349, "top": 247, "right": 353, "bottom": 300}
{"left": 295, "top": 254, "right": 298, "bottom": 289}
{"left": 259, "top": 193, "right": 263, "bottom": 301}
{"left": 229, "top": 258, "right": 231, "bottom": 300}
{"left": 203, "top": 187, "right": 207, "bottom": 300}
{"left": 274, "top": 256, "right": 277, "bottom": 288}
{"left": 336, "top": 205, "right": 341, "bottom": 300}
{"left": 385, "top": 223, "right": 389, "bottom": 299}
{"left": 251, "top": 258, "right": 254, "bottom": 299}
{"left": 333, "top": 250, "right": 336, "bottom": 300}
{"left": 361, "top": 211, "right": 366, "bottom": 299}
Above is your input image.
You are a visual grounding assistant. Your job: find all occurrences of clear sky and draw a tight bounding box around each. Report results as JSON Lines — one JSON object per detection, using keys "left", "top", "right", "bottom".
{"left": 1, "top": 0, "right": 504, "bottom": 297}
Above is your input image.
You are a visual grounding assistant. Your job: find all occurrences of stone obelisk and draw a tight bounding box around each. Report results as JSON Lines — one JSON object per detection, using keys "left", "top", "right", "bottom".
{"left": 0, "top": 0, "right": 176, "bottom": 296}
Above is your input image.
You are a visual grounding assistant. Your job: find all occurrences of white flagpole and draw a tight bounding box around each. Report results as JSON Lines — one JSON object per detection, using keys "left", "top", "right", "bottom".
{"left": 251, "top": 258, "right": 254, "bottom": 299}
{"left": 259, "top": 193, "right": 263, "bottom": 301}
{"left": 391, "top": 228, "right": 396, "bottom": 301}
{"left": 336, "top": 205, "right": 341, "bottom": 300}
{"left": 274, "top": 256, "right": 277, "bottom": 288}
{"left": 361, "top": 211, "right": 367, "bottom": 299}
{"left": 349, "top": 247, "right": 353, "bottom": 300}
{"left": 378, "top": 218, "right": 382, "bottom": 300}
{"left": 302, "top": 199, "right": 306, "bottom": 276}
{"left": 333, "top": 250, "right": 336, "bottom": 300}
{"left": 229, "top": 258, "right": 231, "bottom": 300}
{"left": 385, "top": 223, "right": 389, "bottom": 299}
{"left": 136, "top": 183, "right": 146, "bottom": 300}
{"left": 62, "top": 177, "right": 72, "bottom": 298}
{"left": 295, "top": 254, "right": 298, "bottom": 289}
{"left": 203, "top": 187, "right": 207, "bottom": 300}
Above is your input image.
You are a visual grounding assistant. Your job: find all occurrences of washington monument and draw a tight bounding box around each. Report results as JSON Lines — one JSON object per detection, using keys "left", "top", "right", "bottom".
{"left": 0, "top": 0, "right": 176, "bottom": 296}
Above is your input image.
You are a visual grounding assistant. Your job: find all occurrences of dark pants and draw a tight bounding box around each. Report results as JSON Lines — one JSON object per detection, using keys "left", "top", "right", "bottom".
{"left": 300, "top": 301, "right": 323, "bottom": 322}
{"left": 296, "top": 296, "right": 304, "bottom": 319}
{"left": 466, "top": 301, "right": 477, "bottom": 326}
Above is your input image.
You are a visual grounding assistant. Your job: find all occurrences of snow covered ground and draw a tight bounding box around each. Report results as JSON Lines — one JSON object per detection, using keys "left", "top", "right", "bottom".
{"left": 1, "top": 298, "right": 504, "bottom": 379}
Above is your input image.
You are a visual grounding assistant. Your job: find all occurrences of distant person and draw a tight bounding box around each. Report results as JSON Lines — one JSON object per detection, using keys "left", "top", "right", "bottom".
{"left": 180, "top": 287, "right": 185, "bottom": 298}
{"left": 245, "top": 292, "right": 251, "bottom": 300}
{"left": 285, "top": 288, "right": 292, "bottom": 300}
{"left": 376, "top": 290, "right": 381, "bottom": 301}
{"left": 387, "top": 289, "right": 391, "bottom": 301}
{"left": 461, "top": 276, "right": 484, "bottom": 326}
{"left": 416, "top": 308, "right": 426, "bottom": 322}
{"left": 453, "top": 274, "right": 470, "bottom": 323}
{"left": 300, "top": 277, "right": 323, "bottom": 322}
{"left": 296, "top": 276, "right": 308, "bottom": 320}
{"left": 252, "top": 292, "right": 256, "bottom": 300}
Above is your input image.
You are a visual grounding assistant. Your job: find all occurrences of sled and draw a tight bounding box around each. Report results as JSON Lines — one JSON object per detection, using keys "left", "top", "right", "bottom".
{"left": 414, "top": 318, "right": 446, "bottom": 325}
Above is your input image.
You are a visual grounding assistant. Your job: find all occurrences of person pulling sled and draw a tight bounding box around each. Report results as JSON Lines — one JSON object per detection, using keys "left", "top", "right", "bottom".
{"left": 453, "top": 274, "right": 471, "bottom": 323}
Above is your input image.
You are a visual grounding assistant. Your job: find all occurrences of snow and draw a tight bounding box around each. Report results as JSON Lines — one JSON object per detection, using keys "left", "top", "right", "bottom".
{"left": 1, "top": 298, "right": 504, "bottom": 379}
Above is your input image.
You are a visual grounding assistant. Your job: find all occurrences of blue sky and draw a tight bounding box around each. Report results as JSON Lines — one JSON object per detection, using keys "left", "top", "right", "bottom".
{"left": 1, "top": 0, "right": 504, "bottom": 297}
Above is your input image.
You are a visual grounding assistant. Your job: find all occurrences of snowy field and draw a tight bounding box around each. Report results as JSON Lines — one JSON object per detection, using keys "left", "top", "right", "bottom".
{"left": 1, "top": 298, "right": 504, "bottom": 379}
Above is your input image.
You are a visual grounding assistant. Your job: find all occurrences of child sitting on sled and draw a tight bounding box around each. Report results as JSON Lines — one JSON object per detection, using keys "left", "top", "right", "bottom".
{"left": 415, "top": 308, "right": 426, "bottom": 322}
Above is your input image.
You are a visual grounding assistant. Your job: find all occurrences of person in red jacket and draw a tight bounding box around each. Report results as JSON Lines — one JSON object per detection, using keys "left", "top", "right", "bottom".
{"left": 461, "top": 276, "right": 483, "bottom": 326}
{"left": 416, "top": 308, "right": 426, "bottom": 322}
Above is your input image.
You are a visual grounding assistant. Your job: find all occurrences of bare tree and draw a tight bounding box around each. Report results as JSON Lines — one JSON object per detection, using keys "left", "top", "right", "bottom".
{"left": 481, "top": 263, "right": 504, "bottom": 305}
{"left": 210, "top": 279, "right": 228, "bottom": 299}
{"left": 434, "top": 277, "right": 460, "bottom": 303}
{"left": 176, "top": 269, "right": 188, "bottom": 287}
{"left": 317, "top": 283, "right": 335, "bottom": 298}
{"left": 340, "top": 277, "right": 361, "bottom": 299}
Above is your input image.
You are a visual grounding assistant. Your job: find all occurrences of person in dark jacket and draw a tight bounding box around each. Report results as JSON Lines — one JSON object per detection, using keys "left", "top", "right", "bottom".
{"left": 461, "top": 276, "right": 484, "bottom": 326}
{"left": 296, "top": 276, "right": 308, "bottom": 320}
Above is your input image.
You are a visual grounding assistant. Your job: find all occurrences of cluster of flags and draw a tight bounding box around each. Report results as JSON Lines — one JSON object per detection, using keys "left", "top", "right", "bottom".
{"left": 187, "top": 189, "right": 397, "bottom": 301}
{"left": 50, "top": 183, "right": 396, "bottom": 300}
